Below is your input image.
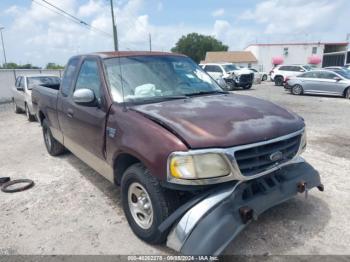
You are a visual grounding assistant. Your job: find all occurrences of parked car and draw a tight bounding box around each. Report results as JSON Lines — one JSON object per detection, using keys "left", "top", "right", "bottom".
{"left": 324, "top": 66, "right": 350, "bottom": 72}
{"left": 32, "top": 51, "right": 323, "bottom": 255}
{"left": 200, "top": 63, "right": 254, "bottom": 90}
{"left": 12, "top": 75, "right": 60, "bottom": 121}
{"left": 285, "top": 69, "right": 350, "bottom": 98}
{"left": 248, "top": 68, "right": 268, "bottom": 81}
{"left": 271, "top": 64, "right": 312, "bottom": 86}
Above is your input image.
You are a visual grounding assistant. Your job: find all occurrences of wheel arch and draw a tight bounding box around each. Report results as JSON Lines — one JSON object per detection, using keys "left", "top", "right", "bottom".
{"left": 113, "top": 152, "right": 142, "bottom": 185}
{"left": 343, "top": 86, "right": 350, "bottom": 97}
{"left": 38, "top": 110, "right": 46, "bottom": 125}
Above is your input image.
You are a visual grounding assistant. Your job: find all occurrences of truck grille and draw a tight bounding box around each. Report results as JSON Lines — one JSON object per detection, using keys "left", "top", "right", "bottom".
{"left": 239, "top": 73, "right": 254, "bottom": 83}
{"left": 234, "top": 134, "right": 301, "bottom": 177}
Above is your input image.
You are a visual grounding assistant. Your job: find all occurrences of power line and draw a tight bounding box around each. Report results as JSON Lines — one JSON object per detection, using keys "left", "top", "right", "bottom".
{"left": 31, "top": 0, "right": 112, "bottom": 38}
{"left": 40, "top": 0, "right": 112, "bottom": 37}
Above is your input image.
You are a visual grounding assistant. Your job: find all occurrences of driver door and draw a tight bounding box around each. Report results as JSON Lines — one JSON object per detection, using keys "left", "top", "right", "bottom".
{"left": 59, "top": 58, "right": 108, "bottom": 165}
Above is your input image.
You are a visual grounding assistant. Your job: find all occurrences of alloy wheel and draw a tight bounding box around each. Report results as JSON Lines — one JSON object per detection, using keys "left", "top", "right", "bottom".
{"left": 292, "top": 85, "right": 303, "bottom": 95}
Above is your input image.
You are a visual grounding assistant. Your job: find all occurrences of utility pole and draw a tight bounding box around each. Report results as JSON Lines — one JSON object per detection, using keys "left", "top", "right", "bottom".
{"left": 345, "top": 33, "right": 350, "bottom": 66}
{"left": 0, "top": 27, "right": 7, "bottom": 68}
{"left": 149, "top": 33, "right": 152, "bottom": 52}
{"left": 109, "top": 0, "right": 118, "bottom": 51}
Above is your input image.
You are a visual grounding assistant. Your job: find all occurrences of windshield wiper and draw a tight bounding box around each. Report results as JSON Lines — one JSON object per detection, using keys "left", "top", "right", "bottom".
{"left": 126, "top": 95, "right": 188, "bottom": 105}
{"left": 185, "top": 90, "right": 229, "bottom": 97}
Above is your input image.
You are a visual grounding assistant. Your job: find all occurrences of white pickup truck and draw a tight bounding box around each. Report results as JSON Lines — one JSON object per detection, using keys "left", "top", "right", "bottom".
{"left": 200, "top": 63, "right": 254, "bottom": 90}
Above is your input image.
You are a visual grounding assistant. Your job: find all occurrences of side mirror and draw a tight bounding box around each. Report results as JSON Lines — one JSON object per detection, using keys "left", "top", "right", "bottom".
{"left": 16, "top": 86, "right": 24, "bottom": 91}
{"left": 73, "top": 89, "right": 96, "bottom": 106}
{"left": 333, "top": 76, "right": 341, "bottom": 81}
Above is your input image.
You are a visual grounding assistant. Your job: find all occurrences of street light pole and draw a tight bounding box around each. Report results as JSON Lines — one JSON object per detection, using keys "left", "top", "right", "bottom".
{"left": 0, "top": 27, "right": 8, "bottom": 68}
{"left": 109, "top": 0, "right": 118, "bottom": 51}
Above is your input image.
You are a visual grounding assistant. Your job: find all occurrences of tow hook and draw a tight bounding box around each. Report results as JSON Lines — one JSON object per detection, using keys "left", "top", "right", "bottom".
{"left": 317, "top": 184, "right": 325, "bottom": 192}
{"left": 297, "top": 180, "right": 306, "bottom": 193}
{"left": 297, "top": 181, "right": 308, "bottom": 199}
{"left": 239, "top": 206, "right": 254, "bottom": 224}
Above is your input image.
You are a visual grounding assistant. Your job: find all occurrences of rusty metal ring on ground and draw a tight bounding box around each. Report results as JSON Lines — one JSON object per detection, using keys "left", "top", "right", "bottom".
{"left": 1, "top": 179, "right": 34, "bottom": 193}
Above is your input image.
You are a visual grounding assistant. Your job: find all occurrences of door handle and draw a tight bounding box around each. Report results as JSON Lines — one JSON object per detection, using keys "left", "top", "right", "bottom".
{"left": 67, "top": 108, "right": 74, "bottom": 118}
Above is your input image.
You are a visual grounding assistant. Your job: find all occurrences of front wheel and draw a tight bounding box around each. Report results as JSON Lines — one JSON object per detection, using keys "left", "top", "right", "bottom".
{"left": 121, "top": 163, "right": 179, "bottom": 244}
{"left": 262, "top": 74, "right": 267, "bottom": 81}
{"left": 243, "top": 84, "right": 252, "bottom": 90}
{"left": 291, "top": 84, "right": 303, "bottom": 95}
{"left": 345, "top": 88, "right": 350, "bottom": 99}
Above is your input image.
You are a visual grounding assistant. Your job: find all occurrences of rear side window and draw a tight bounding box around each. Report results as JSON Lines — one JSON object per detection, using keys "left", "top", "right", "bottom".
{"left": 61, "top": 57, "right": 79, "bottom": 96}
{"left": 300, "top": 71, "right": 317, "bottom": 78}
{"left": 279, "top": 66, "right": 288, "bottom": 71}
{"left": 75, "top": 59, "right": 101, "bottom": 99}
{"left": 318, "top": 71, "right": 337, "bottom": 79}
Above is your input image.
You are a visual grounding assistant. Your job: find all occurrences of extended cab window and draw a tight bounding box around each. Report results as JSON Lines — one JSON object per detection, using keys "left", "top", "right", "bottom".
{"left": 75, "top": 60, "right": 101, "bottom": 99}
{"left": 61, "top": 58, "right": 79, "bottom": 96}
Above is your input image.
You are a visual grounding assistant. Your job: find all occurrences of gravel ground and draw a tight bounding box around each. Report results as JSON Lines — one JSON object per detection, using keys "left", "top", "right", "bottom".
{"left": 1, "top": 82, "right": 350, "bottom": 255}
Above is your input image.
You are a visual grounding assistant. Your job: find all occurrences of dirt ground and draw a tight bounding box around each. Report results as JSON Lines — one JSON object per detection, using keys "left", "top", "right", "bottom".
{"left": 1, "top": 82, "right": 350, "bottom": 255}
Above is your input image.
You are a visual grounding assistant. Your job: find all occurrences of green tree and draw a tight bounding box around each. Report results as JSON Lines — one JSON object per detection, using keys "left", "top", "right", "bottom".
{"left": 171, "top": 33, "right": 228, "bottom": 63}
{"left": 46, "top": 63, "right": 64, "bottom": 69}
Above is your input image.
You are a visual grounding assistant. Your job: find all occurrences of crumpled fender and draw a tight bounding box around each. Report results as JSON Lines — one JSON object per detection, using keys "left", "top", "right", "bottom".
{"left": 164, "top": 160, "right": 323, "bottom": 255}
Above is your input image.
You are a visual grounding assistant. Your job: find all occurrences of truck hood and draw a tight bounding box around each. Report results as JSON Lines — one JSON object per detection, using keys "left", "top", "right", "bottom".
{"left": 131, "top": 94, "right": 304, "bottom": 149}
{"left": 230, "top": 69, "right": 253, "bottom": 76}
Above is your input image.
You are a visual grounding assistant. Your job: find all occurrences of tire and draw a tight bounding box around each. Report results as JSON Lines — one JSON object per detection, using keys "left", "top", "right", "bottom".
{"left": 13, "top": 101, "right": 21, "bottom": 114}
{"left": 121, "top": 163, "right": 179, "bottom": 244}
{"left": 42, "top": 118, "right": 65, "bottom": 156}
{"left": 291, "top": 84, "right": 304, "bottom": 95}
{"left": 243, "top": 84, "right": 252, "bottom": 90}
{"left": 345, "top": 87, "right": 350, "bottom": 99}
{"left": 274, "top": 76, "right": 284, "bottom": 86}
{"left": 25, "top": 104, "right": 36, "bottom": 122}
{"left": 262, "top": 75, "right": 267, "bottom": 81}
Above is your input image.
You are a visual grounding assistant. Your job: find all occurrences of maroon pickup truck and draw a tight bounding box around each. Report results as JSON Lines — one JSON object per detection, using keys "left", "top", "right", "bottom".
{"left": 32, "top": 51, "right": 323, "bottom": 255}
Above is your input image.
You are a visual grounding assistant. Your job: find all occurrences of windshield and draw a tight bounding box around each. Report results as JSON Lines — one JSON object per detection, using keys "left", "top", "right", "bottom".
{"left": 222, "top": 64, "right": 239, "bottom": 72}
{"left": 303, "top": 65, "right": 312, "bottom": 71}
{"left": 27, "top": 76, "right": 61, "bottom": 90}
{"left": 103, "top": 55, "right": 223, "bottom": 103}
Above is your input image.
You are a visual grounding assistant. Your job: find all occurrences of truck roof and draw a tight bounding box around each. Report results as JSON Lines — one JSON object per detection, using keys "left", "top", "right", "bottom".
{"left": 89, "top": 51, "right": 186, "bottom": 59}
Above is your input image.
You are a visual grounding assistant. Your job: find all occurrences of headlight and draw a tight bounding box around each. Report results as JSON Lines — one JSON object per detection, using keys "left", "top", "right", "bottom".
{"left": 169, "top": 153, "right": 231, "bottom": 180}
{"left": 298, "top": 129, "right": 307, "bottom": 154}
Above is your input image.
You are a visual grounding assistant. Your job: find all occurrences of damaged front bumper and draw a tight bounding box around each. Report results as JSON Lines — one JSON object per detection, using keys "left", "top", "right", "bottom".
{"left": 163, "top": 159, "right": 323, "bottom": 255}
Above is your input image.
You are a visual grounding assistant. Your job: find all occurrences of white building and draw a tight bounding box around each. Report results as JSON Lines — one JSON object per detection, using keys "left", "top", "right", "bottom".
{"left": 245, "top": 42, "right": 349, "bottom": 72}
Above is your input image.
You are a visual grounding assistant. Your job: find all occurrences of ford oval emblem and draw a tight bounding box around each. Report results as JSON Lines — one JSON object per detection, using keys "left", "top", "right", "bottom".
{"left": 269, "top": 151, "right": 283, "bottom": 161}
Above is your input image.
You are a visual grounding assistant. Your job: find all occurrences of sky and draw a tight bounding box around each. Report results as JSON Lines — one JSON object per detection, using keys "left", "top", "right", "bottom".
{"left": 0, "top": 0, "right": 349, "bottom": 67}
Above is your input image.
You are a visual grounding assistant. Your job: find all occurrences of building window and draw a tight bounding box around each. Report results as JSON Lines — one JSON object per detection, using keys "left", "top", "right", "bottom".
{"left": 312, "top": 47, "right": 317, "bottom": 54}
{"left": 283, "top": 47, "right": 289, "bottom": 56}
{"left": 248, "top": 63, "right": 252, "bottom": 68}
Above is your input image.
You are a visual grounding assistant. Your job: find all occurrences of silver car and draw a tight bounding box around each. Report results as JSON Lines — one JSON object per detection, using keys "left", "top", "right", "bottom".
{"left": 285, "top": 69, "right": 350, "bottom": 99}
{"left": 12, "top": 75, "right": 61, "bottom": 121}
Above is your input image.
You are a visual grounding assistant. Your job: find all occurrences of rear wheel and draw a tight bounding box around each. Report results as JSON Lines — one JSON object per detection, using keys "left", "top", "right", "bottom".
{"left": 262, "top": 74, "right": 267, "bottom": 81}
{"left": 291, "top": 84, "right": 303, "bottom": 95}
{"left": 25, "top": 104, "right": 36, "bottom": 122}
{"left": 42, "top": 119, "right": 65, "bottom": 156}
{"left": 274, "top": 76, "right": 284, "bottom": 86}
{"left": 13, "top": 101, "right": 21, "bottom": 114}
{"left": 243, "top": 84, "right": 252, "bottom": 90}
{"left": 121, "top": 163, "right": 179, "bottom": 244}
